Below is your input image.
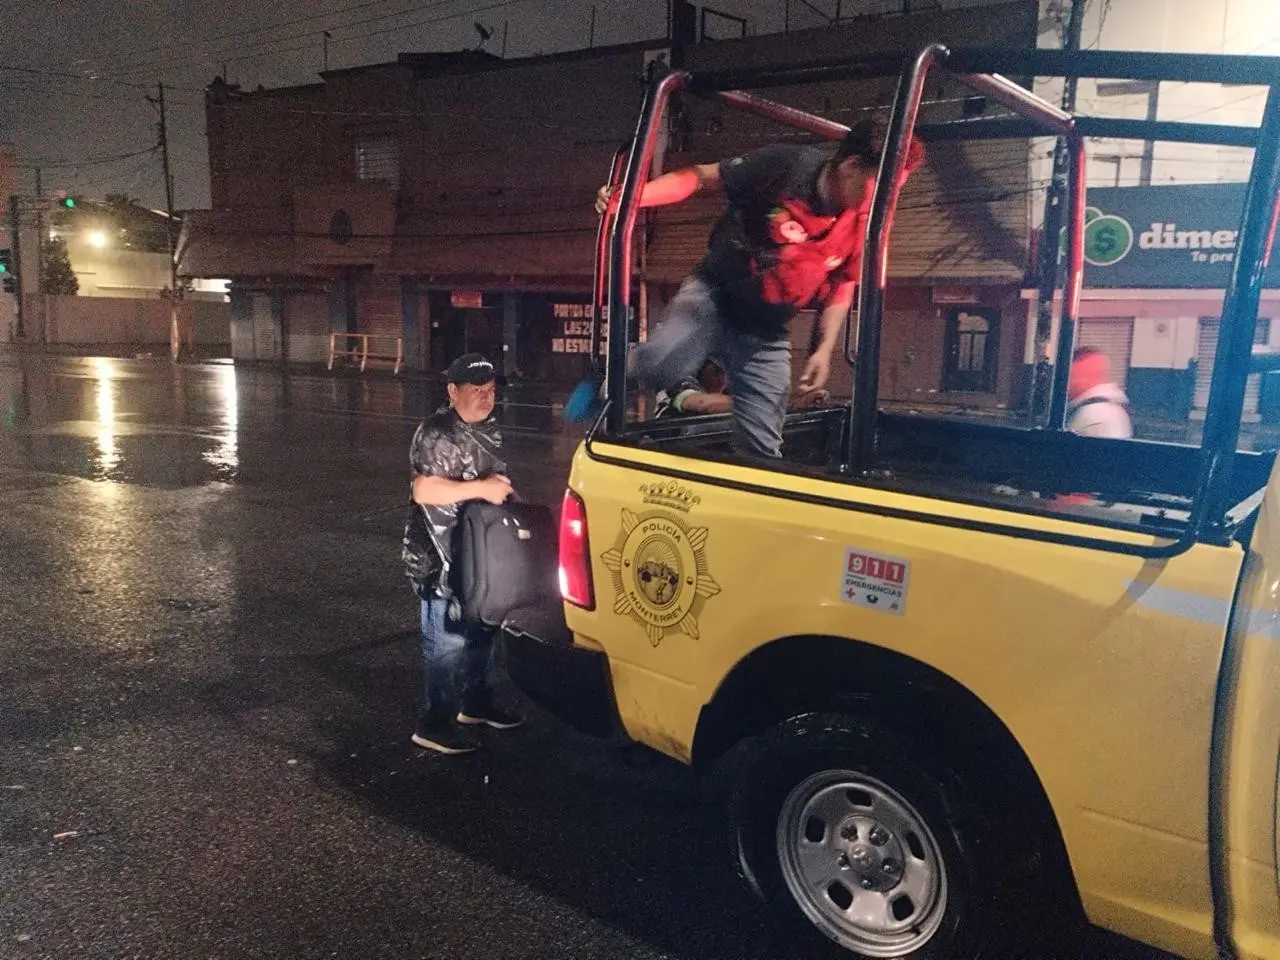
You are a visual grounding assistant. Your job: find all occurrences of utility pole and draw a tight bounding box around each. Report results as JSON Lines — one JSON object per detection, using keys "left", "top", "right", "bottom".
{"left": 1030, "top": 0, "right": 1086, "bottom": 423}
{"left": 33, "top": 167, "right": 45, "bottom": 340}
{"left": 1098, "top": 80, "right": 1159, "bottom": 186}
{"left": 323, "top": 32, "right": 331, "bottom": 72}
{"left": 34, "top": 169, "right": 43, "bottom": 270}
{"left": 8, "top": 193, "right": 23, "bottom": 340}
{"left": 155, "top": 82, "right": 181, "bottom": 362}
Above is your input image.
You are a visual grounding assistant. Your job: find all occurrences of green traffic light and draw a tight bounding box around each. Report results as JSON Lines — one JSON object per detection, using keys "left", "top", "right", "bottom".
{"left": 62, "top": 198, "right": 76, "bottom": 209}
{"left": 0, "top": 264, "right": 7, "bottom": 274}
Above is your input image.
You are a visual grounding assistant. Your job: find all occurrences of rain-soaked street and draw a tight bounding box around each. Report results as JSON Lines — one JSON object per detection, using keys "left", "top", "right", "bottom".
{"left": 0, "top": 353, "right": 1173, "bottom": 960}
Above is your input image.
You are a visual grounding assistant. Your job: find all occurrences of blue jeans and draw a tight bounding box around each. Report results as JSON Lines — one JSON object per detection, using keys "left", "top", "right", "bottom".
{"left": 419, "top": 598, "right": 494, "bottom": 722}
{"left": 635, "top": 276, "right": 793, "bottom": 458}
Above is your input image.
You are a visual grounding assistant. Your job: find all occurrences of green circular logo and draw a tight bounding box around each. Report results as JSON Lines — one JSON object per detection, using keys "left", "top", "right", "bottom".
{"left": 1083, "top": 214, "right": 1133, "bottom": 266}
{"left": 1058, "top": 208, "right": 1134, "bottom": 267}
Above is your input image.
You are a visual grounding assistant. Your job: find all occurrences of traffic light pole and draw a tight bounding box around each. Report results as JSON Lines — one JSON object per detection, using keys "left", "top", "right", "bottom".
{"left": 8, "top": 193, "right": 24, "bottom": 340}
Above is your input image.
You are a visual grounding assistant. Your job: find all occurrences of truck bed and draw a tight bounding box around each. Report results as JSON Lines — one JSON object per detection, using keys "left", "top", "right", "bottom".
{"left": 626, "top": 406, "right": 1276, "bottom": 541}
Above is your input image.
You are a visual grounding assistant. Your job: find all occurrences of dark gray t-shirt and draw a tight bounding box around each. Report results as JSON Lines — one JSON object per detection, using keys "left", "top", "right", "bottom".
{"left": 402, "top": 407, "right": 507, "bottom": 596}
{"left": 696, "top": 143, "right": 862, "bottom": 340}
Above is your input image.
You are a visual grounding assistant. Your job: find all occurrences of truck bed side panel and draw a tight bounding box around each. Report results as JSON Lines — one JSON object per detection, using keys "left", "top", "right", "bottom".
{"left": 567, "top": 442, "right": 1243, "bottom": 957}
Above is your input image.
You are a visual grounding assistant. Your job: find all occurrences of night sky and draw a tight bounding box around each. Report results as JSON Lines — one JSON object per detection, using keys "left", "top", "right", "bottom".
{"left": 0, "top": 0, "right": 832, "bottom": 211}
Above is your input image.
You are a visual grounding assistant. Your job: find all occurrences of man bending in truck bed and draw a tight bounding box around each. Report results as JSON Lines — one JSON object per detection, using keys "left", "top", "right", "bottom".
{"left": 568, "top": 119, "right": 925, "bottom": 458}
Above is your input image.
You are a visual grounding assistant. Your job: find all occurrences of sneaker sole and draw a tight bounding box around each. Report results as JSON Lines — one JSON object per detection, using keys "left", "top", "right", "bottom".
{"left": 411, "top": 732, "right": 478, "bottom": 755}
{"left": 456, "top": 713, "right": 525, "bottom": 730}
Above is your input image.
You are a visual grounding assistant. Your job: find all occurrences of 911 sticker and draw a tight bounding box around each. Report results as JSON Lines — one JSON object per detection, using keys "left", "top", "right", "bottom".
{"left": 840, "top": 549, "right": 909, "bottom": 615}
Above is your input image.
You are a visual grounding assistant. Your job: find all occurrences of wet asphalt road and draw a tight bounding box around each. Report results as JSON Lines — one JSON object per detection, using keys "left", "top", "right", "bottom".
{"left": 0, "top": 354, "right": 1174, "bottom": 960}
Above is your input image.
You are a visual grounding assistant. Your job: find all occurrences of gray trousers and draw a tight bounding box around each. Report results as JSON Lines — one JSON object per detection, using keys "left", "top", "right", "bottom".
{"left": 635, "top": 277, "right": 792, "bottom": 458}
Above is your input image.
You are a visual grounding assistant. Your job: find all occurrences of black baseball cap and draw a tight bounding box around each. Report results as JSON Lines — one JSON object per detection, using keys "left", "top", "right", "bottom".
{"left": 445, "top": 352, "right": 497, "bottom": 385}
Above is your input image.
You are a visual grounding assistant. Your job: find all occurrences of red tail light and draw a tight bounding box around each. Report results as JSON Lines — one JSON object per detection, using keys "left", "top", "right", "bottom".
{"left": 559, "top": 489, "right": 595, "bottom": 610}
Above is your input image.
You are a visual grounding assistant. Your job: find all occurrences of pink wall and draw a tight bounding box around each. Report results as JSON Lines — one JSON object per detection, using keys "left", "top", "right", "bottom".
{"left": 43, "top": 296, "right": 230, "bottom": 346}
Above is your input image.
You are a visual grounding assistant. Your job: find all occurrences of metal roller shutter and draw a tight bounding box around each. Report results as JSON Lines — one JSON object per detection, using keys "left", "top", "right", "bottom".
{"left": 251, "top": 293, "right": 280, "bottom": 361}
{"left": 285, "top": 291, "right": 330, "bottom": 364}
{"left": 357, "top": 275, "right": 403, "bottom": 339}
{"left": 644, "top": 138, "right": 1028, "bottom": 285}
{"left": 230, "top": 295, "right": 254, "bottom": 360}
{"left": 1075, "top": 319, "right": 1133, "bottom": 390}
{"left": 646, "top": 191, "right": 721, "bottom": 284}
{"left": 1194, "top": 318, "right": 1266, "bottom": 415}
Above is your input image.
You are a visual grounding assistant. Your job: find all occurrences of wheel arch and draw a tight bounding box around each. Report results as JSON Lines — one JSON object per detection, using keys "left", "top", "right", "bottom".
{"left": 692, "top": 633, "right": 1083, "bottom": 918}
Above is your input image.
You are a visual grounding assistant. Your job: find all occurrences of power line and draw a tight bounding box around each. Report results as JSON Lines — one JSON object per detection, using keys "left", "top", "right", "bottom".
{"left": 0, "top": 63, "right": 147, "bottom": 89}
{"left": 0, "top": 63, "right": 201, "bottom": 93}
{"left": 107, "top": 0, "right": 474, "bottom": 78}
{"left": 0, "top": 80, "right": 155, "bottom": 106}
{"left": 44, "top": 155, "right": 162, "bottom": 197}
{"left": 194, "top": 0, "right": 540, "bottom": 70}
{"left": 0, "top": 76, "right": 199, "bottom": 108}
{"left": 17, "top": 147, "right": 159, "bottom": 171}
{"left": 1168, "top": 89, "right": 1267, "bottom": 124}
{"left": 65, "top": 0, "right": 418, "bottom": 72}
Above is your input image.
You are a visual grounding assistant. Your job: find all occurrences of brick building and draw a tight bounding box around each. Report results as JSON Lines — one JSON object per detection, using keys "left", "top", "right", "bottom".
{"left": 180, "top": 2, "right": 1037, "bottom": 405}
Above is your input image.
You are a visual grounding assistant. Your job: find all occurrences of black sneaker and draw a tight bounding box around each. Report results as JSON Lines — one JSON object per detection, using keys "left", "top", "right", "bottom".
{"left": 457, "top": 703, "right": 525, "bottom": 730}
{"left": 411, "top": 717, "right": 479, "bottom": 755}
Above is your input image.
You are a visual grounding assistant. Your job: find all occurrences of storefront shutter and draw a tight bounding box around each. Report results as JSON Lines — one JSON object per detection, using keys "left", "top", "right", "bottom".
{"left": 1195, "top": 317, "right": 1266, "bottom": 415}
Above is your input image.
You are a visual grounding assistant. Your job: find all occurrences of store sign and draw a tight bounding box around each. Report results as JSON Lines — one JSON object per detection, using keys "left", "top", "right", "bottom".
{"left": 1073, "top": 183, "right": 1280, "bottom": 289}
{"left": 551, "top": 302, "right": 608, "bottom": 355}
{"left": 932, "top": 285, "right": 979, "bottom": 304}
{"left": 450, "top": 290, "right": 483, "bottom": 309}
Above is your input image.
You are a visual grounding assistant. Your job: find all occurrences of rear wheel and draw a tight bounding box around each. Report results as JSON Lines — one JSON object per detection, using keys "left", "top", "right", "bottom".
{"left": 731, "top": 712, "right": 997, "bottom": 960}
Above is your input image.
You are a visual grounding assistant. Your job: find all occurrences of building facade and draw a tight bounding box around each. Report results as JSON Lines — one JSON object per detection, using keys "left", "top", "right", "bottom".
{"left": 182, "top": 43, "right": 659, "bottom": 375}
{"left": 1019, "top": 0, "right": 1280, "bottom": 426}
{"left": 180, "top": 1, "right": 1038, "bottom": 404}
{"left": 1026, "top": 182, "right": 1280, "bottom": 425}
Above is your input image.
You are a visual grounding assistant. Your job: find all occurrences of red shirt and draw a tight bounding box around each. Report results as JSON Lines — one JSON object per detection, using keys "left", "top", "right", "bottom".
{"left": 696, "top": 144, "right": 862, "bottom": 339}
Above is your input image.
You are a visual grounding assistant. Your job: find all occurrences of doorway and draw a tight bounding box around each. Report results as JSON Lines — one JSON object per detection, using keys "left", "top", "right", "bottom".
{"left": 942, "top": 307, "right": 1000, "bottom": 393}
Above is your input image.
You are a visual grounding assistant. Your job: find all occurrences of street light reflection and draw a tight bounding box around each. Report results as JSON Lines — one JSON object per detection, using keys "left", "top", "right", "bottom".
{"left": 203, "top": 363, "right": 239, "bottom": 478}
{"left": 93, "top": 357, "right": 119, "bottom": 478}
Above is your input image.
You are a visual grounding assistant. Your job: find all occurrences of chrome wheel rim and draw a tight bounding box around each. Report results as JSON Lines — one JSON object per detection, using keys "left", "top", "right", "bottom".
{"left": 776, "top": 769, "right": 948, "bottom": 957}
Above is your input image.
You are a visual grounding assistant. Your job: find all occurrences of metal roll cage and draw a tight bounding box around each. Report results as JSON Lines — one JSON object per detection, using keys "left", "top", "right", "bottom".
{"left": 592, "top": 45, "right": 1280, "bottom": 547}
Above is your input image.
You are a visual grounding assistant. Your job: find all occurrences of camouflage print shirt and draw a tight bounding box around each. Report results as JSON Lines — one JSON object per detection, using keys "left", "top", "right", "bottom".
{"left": 402, "top": 406, "right": 507, "bottom": 598}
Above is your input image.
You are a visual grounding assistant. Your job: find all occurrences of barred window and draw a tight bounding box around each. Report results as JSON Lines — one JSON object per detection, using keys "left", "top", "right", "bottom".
{"left": 355, "top": 136, "right": 399, "bottom": 188}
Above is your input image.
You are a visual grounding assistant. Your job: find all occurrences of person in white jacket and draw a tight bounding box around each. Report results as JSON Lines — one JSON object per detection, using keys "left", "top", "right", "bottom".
{"left": 1067, "top": 347, "right": 1133, "bottom": 439}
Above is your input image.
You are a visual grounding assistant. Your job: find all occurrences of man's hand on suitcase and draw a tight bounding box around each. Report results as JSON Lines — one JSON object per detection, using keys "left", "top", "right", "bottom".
{"left": 476, "top": 475, "right": 513, "bottom": 505}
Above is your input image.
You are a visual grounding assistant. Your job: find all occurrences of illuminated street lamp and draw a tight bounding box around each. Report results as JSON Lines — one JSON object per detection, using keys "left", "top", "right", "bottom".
{"left": 87, "top": 230, "right": 107, "bottom": 249}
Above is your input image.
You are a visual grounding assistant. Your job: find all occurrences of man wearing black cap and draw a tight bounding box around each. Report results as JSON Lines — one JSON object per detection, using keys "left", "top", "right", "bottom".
{"left": 573, "top": 120, "right": 925, "bottom": 458}
{"left": 402, "top": 352, "right": 523, "bottom": 754}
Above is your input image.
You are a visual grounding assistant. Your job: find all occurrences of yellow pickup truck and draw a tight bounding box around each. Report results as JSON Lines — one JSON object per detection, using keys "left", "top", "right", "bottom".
{"left": 504, "top": 46, "right": 1280, "bottom": 960}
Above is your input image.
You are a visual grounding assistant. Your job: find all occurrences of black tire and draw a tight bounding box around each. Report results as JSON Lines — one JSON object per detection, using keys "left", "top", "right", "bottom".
{"left": 730, "top": 711, "right": 1002, "bottom": 960}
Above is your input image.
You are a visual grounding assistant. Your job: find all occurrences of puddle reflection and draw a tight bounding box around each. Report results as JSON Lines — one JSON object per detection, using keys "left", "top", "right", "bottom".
{"left": 93, "top": 357, "right": 120, "bottom": 479}
{"left": 202, "top": 363, "right": 239, "bottom": 480}
{"left": 0, "top": 354, "right": 574, "bottom": 489}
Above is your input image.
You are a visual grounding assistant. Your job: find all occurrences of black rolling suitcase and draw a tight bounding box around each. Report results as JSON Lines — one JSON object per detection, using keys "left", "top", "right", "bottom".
{"left": 452, "top": 500, "right": 559, "bottom": 628}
